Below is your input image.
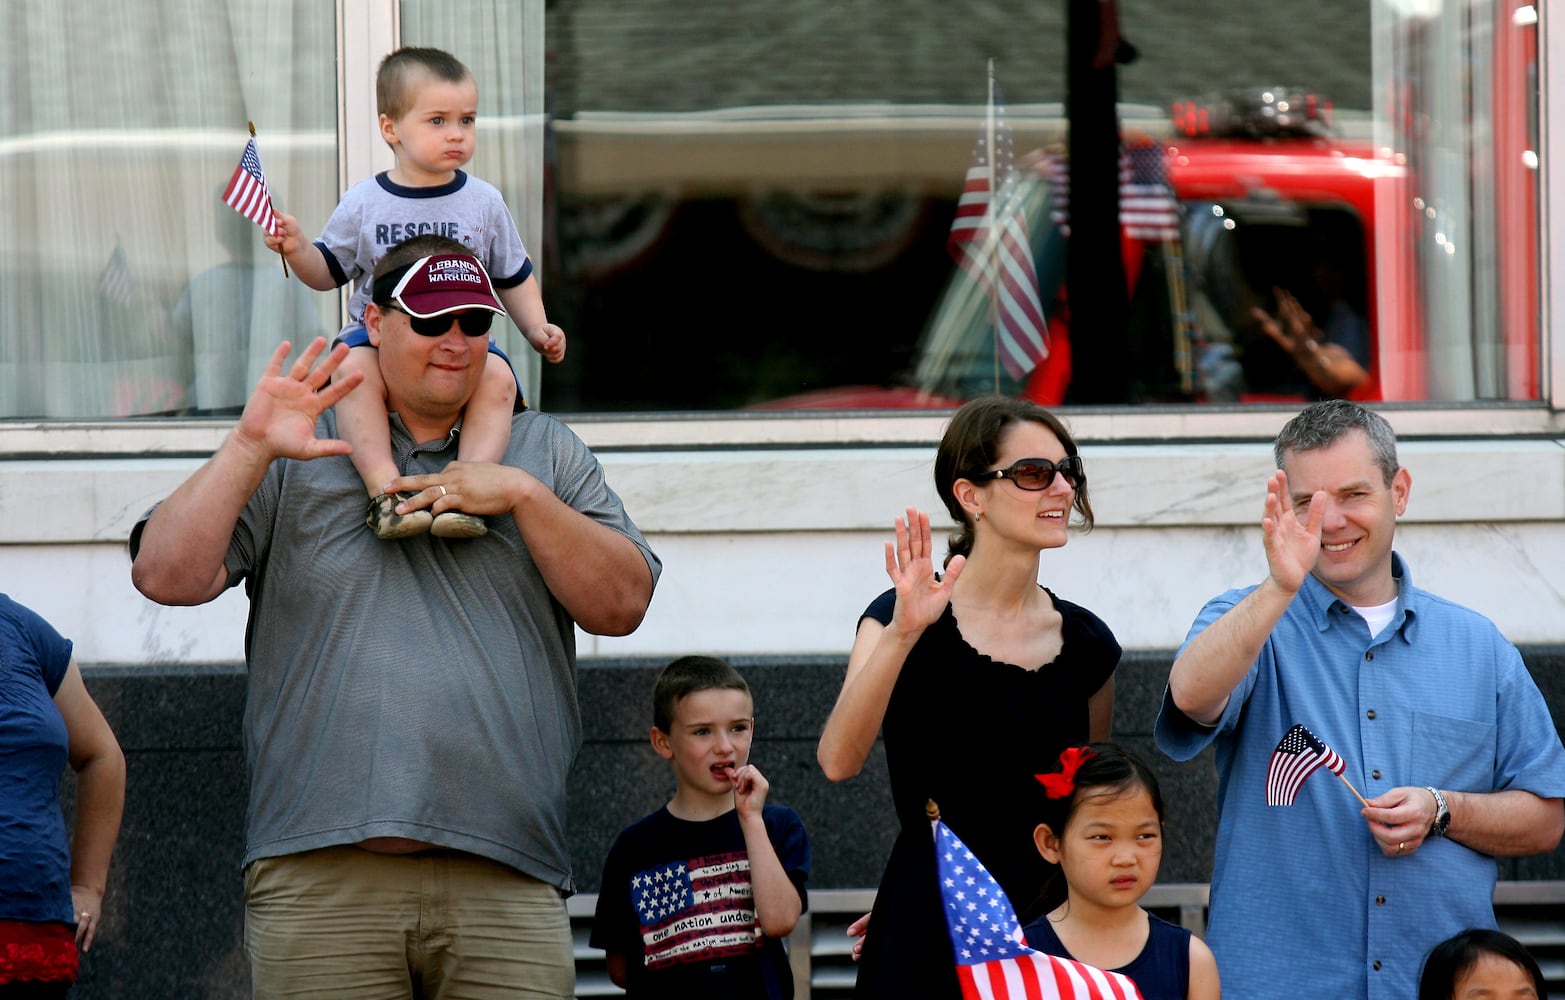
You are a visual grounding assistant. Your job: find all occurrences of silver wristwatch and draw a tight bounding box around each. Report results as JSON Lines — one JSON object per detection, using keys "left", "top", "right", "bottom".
{"left": 1425, "top": 786, "right": 1451, "bottom": 836}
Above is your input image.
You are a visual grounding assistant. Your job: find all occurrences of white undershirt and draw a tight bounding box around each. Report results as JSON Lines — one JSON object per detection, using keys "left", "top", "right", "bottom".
{"left": 1352, "top": 597, "right": 1398, "bottom": 639}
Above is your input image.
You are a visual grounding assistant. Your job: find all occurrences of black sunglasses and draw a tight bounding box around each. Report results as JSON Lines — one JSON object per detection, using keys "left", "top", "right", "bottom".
{"left": 378, "top": 304, "right": 494, "bottom": 338}
{"left": 968, "top": 456, "right": 1085, "bottom": 491}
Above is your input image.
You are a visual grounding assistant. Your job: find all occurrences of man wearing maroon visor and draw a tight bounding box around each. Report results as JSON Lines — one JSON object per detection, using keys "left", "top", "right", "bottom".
{"left": 130, "top": 235, "right": 661, "bottom": 999}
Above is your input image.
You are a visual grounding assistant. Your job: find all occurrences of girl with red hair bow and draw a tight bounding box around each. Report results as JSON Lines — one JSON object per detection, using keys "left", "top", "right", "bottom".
{"left": 1025, "top": 743, "right": 1220, "bottom": 1000}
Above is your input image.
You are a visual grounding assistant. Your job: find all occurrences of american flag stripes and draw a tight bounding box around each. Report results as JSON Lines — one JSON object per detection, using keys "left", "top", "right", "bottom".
{"left": 934, "top": 817, "right": 1143, "bottom": 1000}
{"left": 630, "top": 850, "right": 760, "bottom": 970}
{"left": 1044, "top": 141, "right": 1181, "bottom": 242}
{"left": 1266, "top": 723, "right": 1347, "bottom": 806}
{"left": 1118, "top": 141, "right": 1181, "bottom": 241}
{"left": 223, "top": 136, "right": 280, "bottom": 237}
{"left": 97, "top": 239, "right": 133, "bottom": 306}
{"left": 947, "top": 75, "right": 1050, "bottom": 382}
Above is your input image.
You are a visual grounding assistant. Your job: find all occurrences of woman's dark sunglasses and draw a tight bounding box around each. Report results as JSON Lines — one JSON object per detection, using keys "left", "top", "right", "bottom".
{"left": 379, "top": 303, "right": 494, "bottom": 338}
{"left": 969, "top": 456, "right": 1085, "bottom": 491}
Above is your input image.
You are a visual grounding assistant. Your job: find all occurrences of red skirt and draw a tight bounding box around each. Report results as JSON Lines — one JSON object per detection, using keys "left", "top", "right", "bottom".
{"left": 0, "top": 921, "right": 78, "bottom": 985}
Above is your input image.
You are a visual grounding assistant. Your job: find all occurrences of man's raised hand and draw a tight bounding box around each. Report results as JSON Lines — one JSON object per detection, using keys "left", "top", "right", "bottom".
{"left": 234, "top": 339, "right": 363, "bottom": 462}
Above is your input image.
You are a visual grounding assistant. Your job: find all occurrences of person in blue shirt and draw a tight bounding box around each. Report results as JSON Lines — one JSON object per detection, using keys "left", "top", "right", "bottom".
{"left": 1155, "top": 399, "right": 1565, "bottom": 1000}
{"left": 0, "top": 595, "right": 125, "bottom": 997}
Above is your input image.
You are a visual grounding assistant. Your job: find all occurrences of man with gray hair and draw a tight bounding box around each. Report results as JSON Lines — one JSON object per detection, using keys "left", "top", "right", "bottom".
{"left": 1156, "top": 399, "right": 1565, "bottom": 999}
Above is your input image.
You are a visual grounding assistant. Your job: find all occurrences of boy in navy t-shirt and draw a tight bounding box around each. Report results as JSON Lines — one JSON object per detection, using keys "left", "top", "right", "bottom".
{"left": 592, "top": 656, "right": 810, "bottom": 999}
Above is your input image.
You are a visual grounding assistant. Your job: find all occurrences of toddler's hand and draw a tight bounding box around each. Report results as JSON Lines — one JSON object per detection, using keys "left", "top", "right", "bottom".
{"left": 263, "top": 213, "right": 305, "bottom": 258}
{"left": 731, "top": 763, "right": 768, "bottom": 818}
{"left": 527, "top": 323, "right": 567, "bottom": 364}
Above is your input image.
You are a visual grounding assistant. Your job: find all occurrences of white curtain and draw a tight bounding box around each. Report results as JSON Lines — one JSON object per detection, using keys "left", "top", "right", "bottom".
{"left": 0, "top": 0, "right": 337, "bottom": 418}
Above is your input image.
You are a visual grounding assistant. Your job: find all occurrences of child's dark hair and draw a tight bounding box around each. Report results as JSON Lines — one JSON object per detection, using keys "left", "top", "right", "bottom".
{"left": 652, "top": 656, "right": 752, "bottom": 734}
{"left": 1036, "top": 742, "right": 1165, "bottom": 829}
{"left": 1031, "top": 742, "right": 1163, "bottom": 913}
{"left": 377, "top": 47, "right": 472, "bottom": 120}
{"left": 1418, "top": 928, "right": 1546, "bottom": 1000}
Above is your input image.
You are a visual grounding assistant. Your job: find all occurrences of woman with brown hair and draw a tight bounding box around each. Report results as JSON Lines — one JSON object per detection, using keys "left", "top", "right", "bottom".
{"left": 818, "top": 395, "right": 1121, "bottom": 999}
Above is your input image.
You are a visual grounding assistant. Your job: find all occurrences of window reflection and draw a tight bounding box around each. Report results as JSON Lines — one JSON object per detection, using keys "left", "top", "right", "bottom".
{"left": 0, "top": 0, "right": 1544, "bottom": 418}
{"left": 0, "top": 2, "right": 337, "bottom": 419}
{"left": 1377, "top": 0, "right": 1541, "bottom": 400}
{"left": 540, "top": 0, "right": 1541, "bottom": 412}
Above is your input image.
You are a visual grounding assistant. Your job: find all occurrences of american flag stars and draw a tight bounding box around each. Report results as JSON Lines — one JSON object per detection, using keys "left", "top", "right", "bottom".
{"left": 631, "top": 861, "right": 693, "bottom": 921}
{"left": 1266, "top": 723, "right": 1348, "bottom": 807}
{"left": 933, "top": 815, "right": 1144, "bottom": 999}
{"left": 940, "top": 829, "right": 1030, "bottom": 963}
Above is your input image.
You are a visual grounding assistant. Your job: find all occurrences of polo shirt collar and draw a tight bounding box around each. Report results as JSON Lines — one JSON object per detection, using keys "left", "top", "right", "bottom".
{"left": 388, "top": 411, "right": 464, "bottom": 454}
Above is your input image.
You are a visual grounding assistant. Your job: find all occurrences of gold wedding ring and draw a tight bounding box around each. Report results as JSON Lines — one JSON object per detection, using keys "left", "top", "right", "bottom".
{"left": 438, "top": 485, "right": 448, "bottom": 497}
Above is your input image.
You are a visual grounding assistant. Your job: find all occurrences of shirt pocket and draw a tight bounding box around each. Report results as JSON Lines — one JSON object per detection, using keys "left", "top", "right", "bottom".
{"left": 1413, "top": 710, "right": 1495, "bottom": 790}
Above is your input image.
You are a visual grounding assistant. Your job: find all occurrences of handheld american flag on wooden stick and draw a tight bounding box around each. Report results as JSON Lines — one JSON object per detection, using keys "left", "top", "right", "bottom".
{"left": 1266, "top": 723, "right": 1349, "bottom": 806}
{"left": 223, "top": 125, "right": 280, "bottom": 238}
{"left": 931, "top": 805, "right": 1142, "bottom": 1000}
{"left": 946, "top": 63, "right": 1049, "bottom": 382}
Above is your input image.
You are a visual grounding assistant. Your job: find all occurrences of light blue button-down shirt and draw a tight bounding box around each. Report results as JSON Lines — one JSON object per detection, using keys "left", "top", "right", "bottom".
{"left": 1156, "top": 554, "right": 1565, "bottom": 1000}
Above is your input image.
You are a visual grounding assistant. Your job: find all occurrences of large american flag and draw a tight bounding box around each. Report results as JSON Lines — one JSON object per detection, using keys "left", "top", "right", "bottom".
{"left": 631, "top": 850, "right": 760, "bottom": 970}
{"left": 1266, "top": 723, "right": 1347, "bottom": 806}
{"left": 934, "top": 818, "right": 1143, "bottom": 1000}
{"left": 947, "top": 78, "right": 1050, "bottom": 381}
{"left": 223, "top": 136, "right": 280, "bottom": 237}
{"left": 1044, "top": 141, "right": 1180, "bottom": 242}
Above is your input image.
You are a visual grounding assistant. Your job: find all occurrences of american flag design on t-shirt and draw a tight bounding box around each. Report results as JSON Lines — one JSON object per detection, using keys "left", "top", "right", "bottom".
{"left": 632, "top": 850, "right": 760, "bottom": 968}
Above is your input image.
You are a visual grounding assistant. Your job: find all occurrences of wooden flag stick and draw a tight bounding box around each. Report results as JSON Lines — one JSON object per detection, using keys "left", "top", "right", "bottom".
{"left": 1336, "top": 770, "right": 1370, "bottom": 808}
{"left": 249, "top": 121, "right": 290, "bottom": 278}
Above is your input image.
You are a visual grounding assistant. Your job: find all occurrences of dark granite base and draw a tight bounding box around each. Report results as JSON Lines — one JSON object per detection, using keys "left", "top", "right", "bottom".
{"left": 64, "top": 649, "right": 1565, "bottom": 996}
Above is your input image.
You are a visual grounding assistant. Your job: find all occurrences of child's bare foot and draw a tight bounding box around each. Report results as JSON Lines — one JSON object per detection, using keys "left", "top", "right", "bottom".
{"left": 431, "top": 511, "right": 487, "bottom": 539}
{"left": 366, "top": 493, "right": 433, "bottom": 540}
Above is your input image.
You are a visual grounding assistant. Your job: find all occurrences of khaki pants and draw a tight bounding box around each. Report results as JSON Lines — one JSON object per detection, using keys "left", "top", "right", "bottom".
{"left": 244, "top": 845, "right": 574, "bottom": 999}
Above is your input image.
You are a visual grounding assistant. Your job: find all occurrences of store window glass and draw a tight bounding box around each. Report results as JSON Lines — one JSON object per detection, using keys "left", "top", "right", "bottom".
{"left": 0, "top": 2, "right": 337, "bottom": 418}
{"left": 0, "top": 0, "right": 1542, "bottom": 420}
{"left": 540, "top": 0, "right": 1543, "bottom": 412}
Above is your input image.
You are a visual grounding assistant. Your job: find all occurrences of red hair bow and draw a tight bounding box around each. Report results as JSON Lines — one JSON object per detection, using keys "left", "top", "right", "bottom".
{"left": 1035, "top": 746, "right": 1097, "bottom": 799}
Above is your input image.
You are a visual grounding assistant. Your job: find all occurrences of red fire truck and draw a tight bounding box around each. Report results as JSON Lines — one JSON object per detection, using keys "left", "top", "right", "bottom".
{"left": 754, "top": 75, "right": 1539, "bottom": 409}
